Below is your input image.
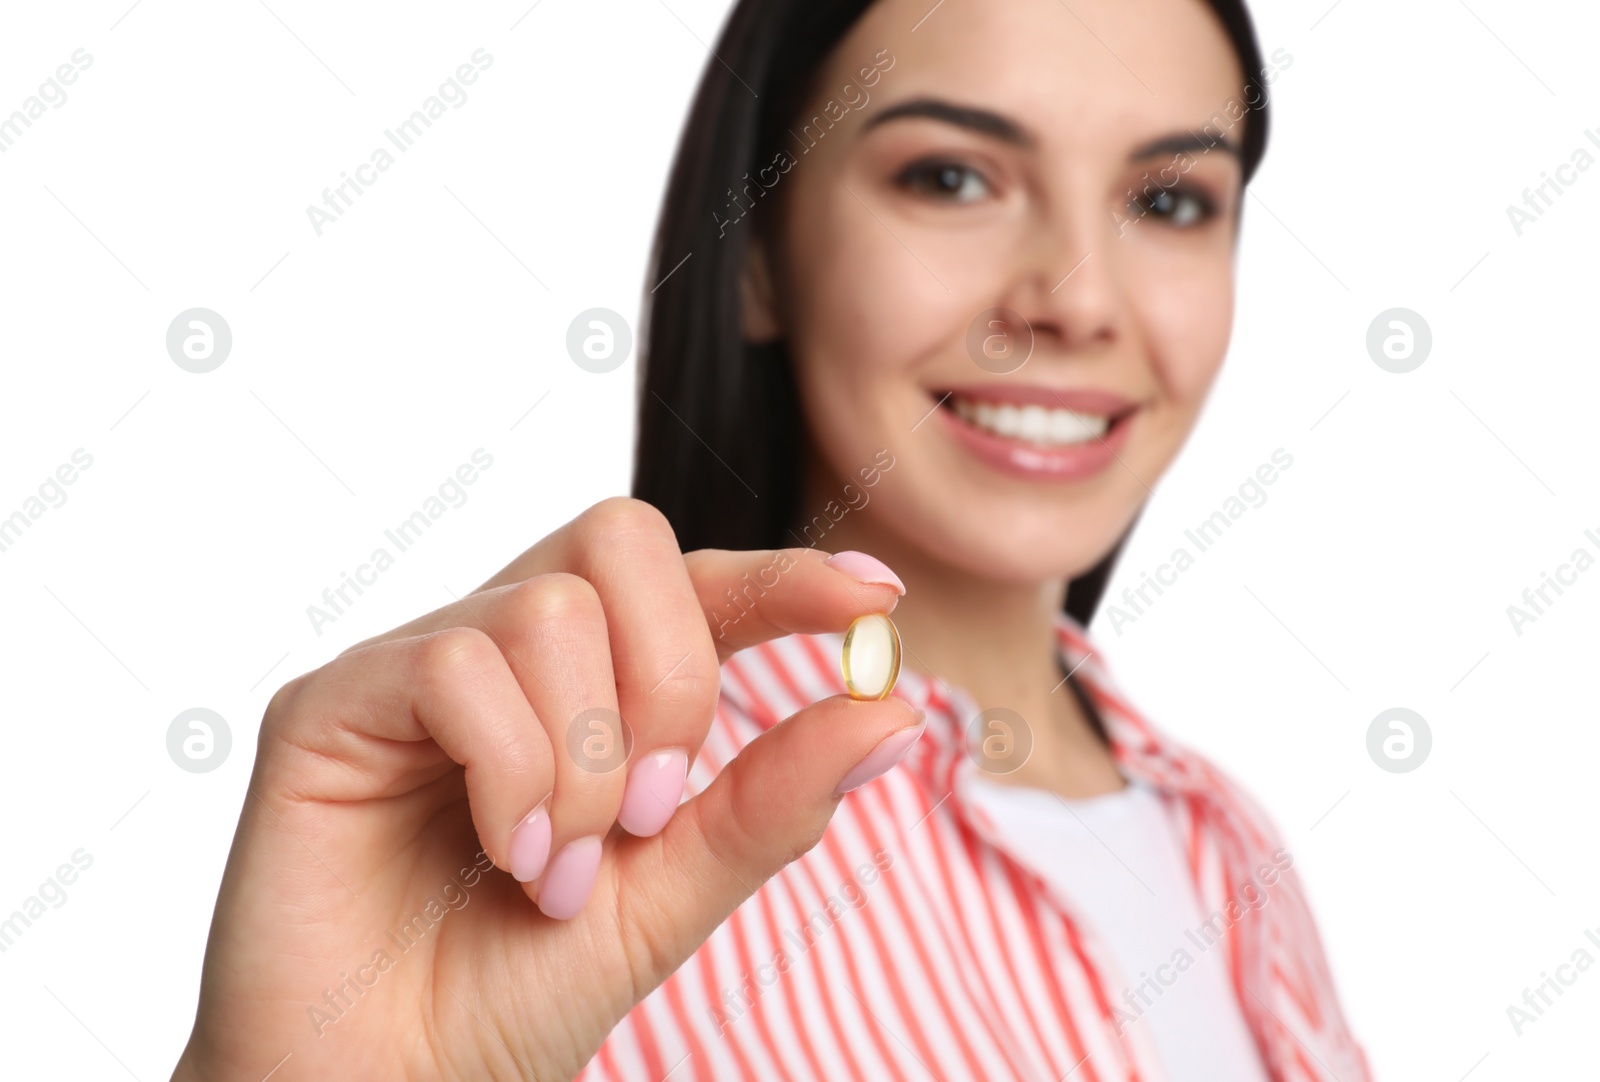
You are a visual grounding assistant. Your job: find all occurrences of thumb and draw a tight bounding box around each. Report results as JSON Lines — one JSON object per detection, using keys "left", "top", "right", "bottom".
{"left": 614, "top": 694, "right": 925, "bottom": 980}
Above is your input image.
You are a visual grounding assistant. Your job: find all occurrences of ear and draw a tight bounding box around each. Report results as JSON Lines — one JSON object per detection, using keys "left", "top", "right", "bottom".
{"left": 739, "top": 231, "right": 783, "bottom": 343}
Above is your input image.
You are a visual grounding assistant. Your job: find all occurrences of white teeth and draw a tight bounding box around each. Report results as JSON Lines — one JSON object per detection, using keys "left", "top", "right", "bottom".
{"left": 1019, "top": 405, "right": 1050, "bottom": 442}
{"left": 1050, "top": 409, "right": 1105, "bottom": 442}
{"left": 949, "top": 394, "right": 1109, "bottom": 445}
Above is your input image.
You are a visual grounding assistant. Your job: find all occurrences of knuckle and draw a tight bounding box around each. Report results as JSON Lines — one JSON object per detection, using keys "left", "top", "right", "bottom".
{"left": 786, "top": 818, "right": 830, "bottom": 865}
{"left": 256, "top": 657, "right": 371, "bottom": 763}
{"left": 580, "top": 496, "right": 676, "bottom": 548}
{"left": 721, "top": 764, "right": 823, "bottom": 872}
{"left": 482, "top": 717, "right": 543, "bottom": 784}
{"left": 412, "top": 626, "right": 501, "bottom": 690}
{"left": 774, "top": 546, "right": 810, "bottom": 569}
{"left": 769, "top": 547, "right": 808, "bottom": 584}
{"left": 646, "top": 651, "right": 721, "bottom": 715}
{"left": 261, "top": 671, "right": 312, "bottom": 737}
{"left": 507, "top": 572, "right": 604, "bottom": 629}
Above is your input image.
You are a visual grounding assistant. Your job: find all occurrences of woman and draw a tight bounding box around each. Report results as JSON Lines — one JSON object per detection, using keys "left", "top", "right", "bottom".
{"left": 173, "top": 0, "right": 1371, "bottom": 1078}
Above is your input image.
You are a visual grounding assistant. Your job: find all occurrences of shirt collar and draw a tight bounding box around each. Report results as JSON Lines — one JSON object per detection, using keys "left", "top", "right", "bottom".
{"left": 717, "top": 611, "right": 1208, "bottom": 800}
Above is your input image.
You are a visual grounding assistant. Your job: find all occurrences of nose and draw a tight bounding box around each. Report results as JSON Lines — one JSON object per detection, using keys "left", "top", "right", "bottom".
{"left": 1000, "top": 204, "right": 1124, "bottom": 356}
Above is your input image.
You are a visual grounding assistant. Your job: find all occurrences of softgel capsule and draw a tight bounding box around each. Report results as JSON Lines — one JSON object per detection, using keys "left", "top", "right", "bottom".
{"left": 841, "top": 613, "right": 902, "bottom": 701}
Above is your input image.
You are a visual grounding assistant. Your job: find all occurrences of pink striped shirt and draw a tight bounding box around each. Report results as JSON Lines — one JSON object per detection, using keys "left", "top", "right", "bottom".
{"left": 580, "top": 614, "right": 1372, "bottom": 1081}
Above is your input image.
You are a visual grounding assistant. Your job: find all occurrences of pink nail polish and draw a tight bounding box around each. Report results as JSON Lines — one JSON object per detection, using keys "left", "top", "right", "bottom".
{"left": 508, "top": 802, "right": 551, "bottom": 883}
{"left": 617, "top": 748, "right": 689, "bottom": 837}
{"left": 537, "top": 835, "right": 603, "bottom": 920}
{"left": 824, "top": 551, "right": 906, "bottom": 594}
{"left": 835, "top": 712, "right": 926, "bottom": 796}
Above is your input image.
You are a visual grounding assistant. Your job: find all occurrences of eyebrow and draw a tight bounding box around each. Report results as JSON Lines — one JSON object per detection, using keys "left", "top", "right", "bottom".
{"left": 861, "top": 98, "right": 1034, "bottom": 147}
{"left": 860, "top": 96, "right": 1239, "bottom": 161}
{"left": 1128, "top": 132, "right": 1239, "bottom": 160}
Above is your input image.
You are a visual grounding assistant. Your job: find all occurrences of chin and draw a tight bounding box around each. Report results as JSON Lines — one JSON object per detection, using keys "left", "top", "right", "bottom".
{"left": 876, "top": 481, "right": 1138, "bottom": 589}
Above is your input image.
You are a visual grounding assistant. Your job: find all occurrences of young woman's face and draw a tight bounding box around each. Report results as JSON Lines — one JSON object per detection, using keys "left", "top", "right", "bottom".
{"left": 750, "top": 0, "right": 1250, "bottom": 585}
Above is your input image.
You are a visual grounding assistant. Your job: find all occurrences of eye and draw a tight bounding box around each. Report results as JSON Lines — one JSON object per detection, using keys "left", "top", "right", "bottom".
{"left": 1130, "top": 186, "right": 1215, "bottom": 228}
{"left": 896, "top": 158, "right": 992, "bottom": 203}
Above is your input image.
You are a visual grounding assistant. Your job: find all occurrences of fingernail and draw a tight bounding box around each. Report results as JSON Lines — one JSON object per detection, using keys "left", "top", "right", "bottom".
{"left": 508, "top": 801, "right": 551, "bottom": 883}
{"left": 835, "top": 711, "right": 925, "bottom": 796}
{"left": 824, "top": 551, "right": 905, "bottom": 594}
{"left": 537, "top": 835, "right": 603, "bottom": 920}
{"left": 617, "top": 747, "right": 689, "bottom": 837}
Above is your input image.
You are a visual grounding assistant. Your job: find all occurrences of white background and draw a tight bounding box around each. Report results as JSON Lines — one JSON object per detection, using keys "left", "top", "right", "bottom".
{"left": 1, "top": 0, "right": 1595, "bottom": 1078}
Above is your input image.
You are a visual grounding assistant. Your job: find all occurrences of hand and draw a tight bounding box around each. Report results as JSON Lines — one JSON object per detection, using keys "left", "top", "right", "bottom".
{"left": 171, "top": 498, "right": 919, "bottom": 1081}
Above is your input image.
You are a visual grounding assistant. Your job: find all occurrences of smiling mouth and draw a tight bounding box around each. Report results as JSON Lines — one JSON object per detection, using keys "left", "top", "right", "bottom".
{"left": 934, "top": 390, "right": 1134, "bottom": 447}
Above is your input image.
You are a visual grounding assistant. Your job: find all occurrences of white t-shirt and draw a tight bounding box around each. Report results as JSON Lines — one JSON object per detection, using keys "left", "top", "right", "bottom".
{"left": 965, "top": 773, "right": 1270, "bottom": 1082}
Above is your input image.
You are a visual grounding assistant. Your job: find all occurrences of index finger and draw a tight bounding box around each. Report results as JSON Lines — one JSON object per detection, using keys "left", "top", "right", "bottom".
{"left": 684, "top": 546, "right": 905, "bottom": 662}
{"left": 475, "top": 498, "right": 905, "bottom": 663}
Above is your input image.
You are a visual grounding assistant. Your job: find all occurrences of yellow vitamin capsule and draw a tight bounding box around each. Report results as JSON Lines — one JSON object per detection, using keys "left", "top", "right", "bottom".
{"left": 841, "top": 613, "right": 902, "bottom": 701}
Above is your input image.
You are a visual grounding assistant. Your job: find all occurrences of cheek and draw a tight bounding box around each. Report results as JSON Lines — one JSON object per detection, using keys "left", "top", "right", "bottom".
{"left": 782, "top": 186, "right": 961, "bottom": 401}
{"left": 1125, "top": 246, "right": 1235, "bottom": 404}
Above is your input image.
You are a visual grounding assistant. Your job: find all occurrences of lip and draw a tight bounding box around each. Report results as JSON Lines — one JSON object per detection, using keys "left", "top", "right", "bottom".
{"left": 929, "top": 386, "right": 1136, "bottom": 483}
